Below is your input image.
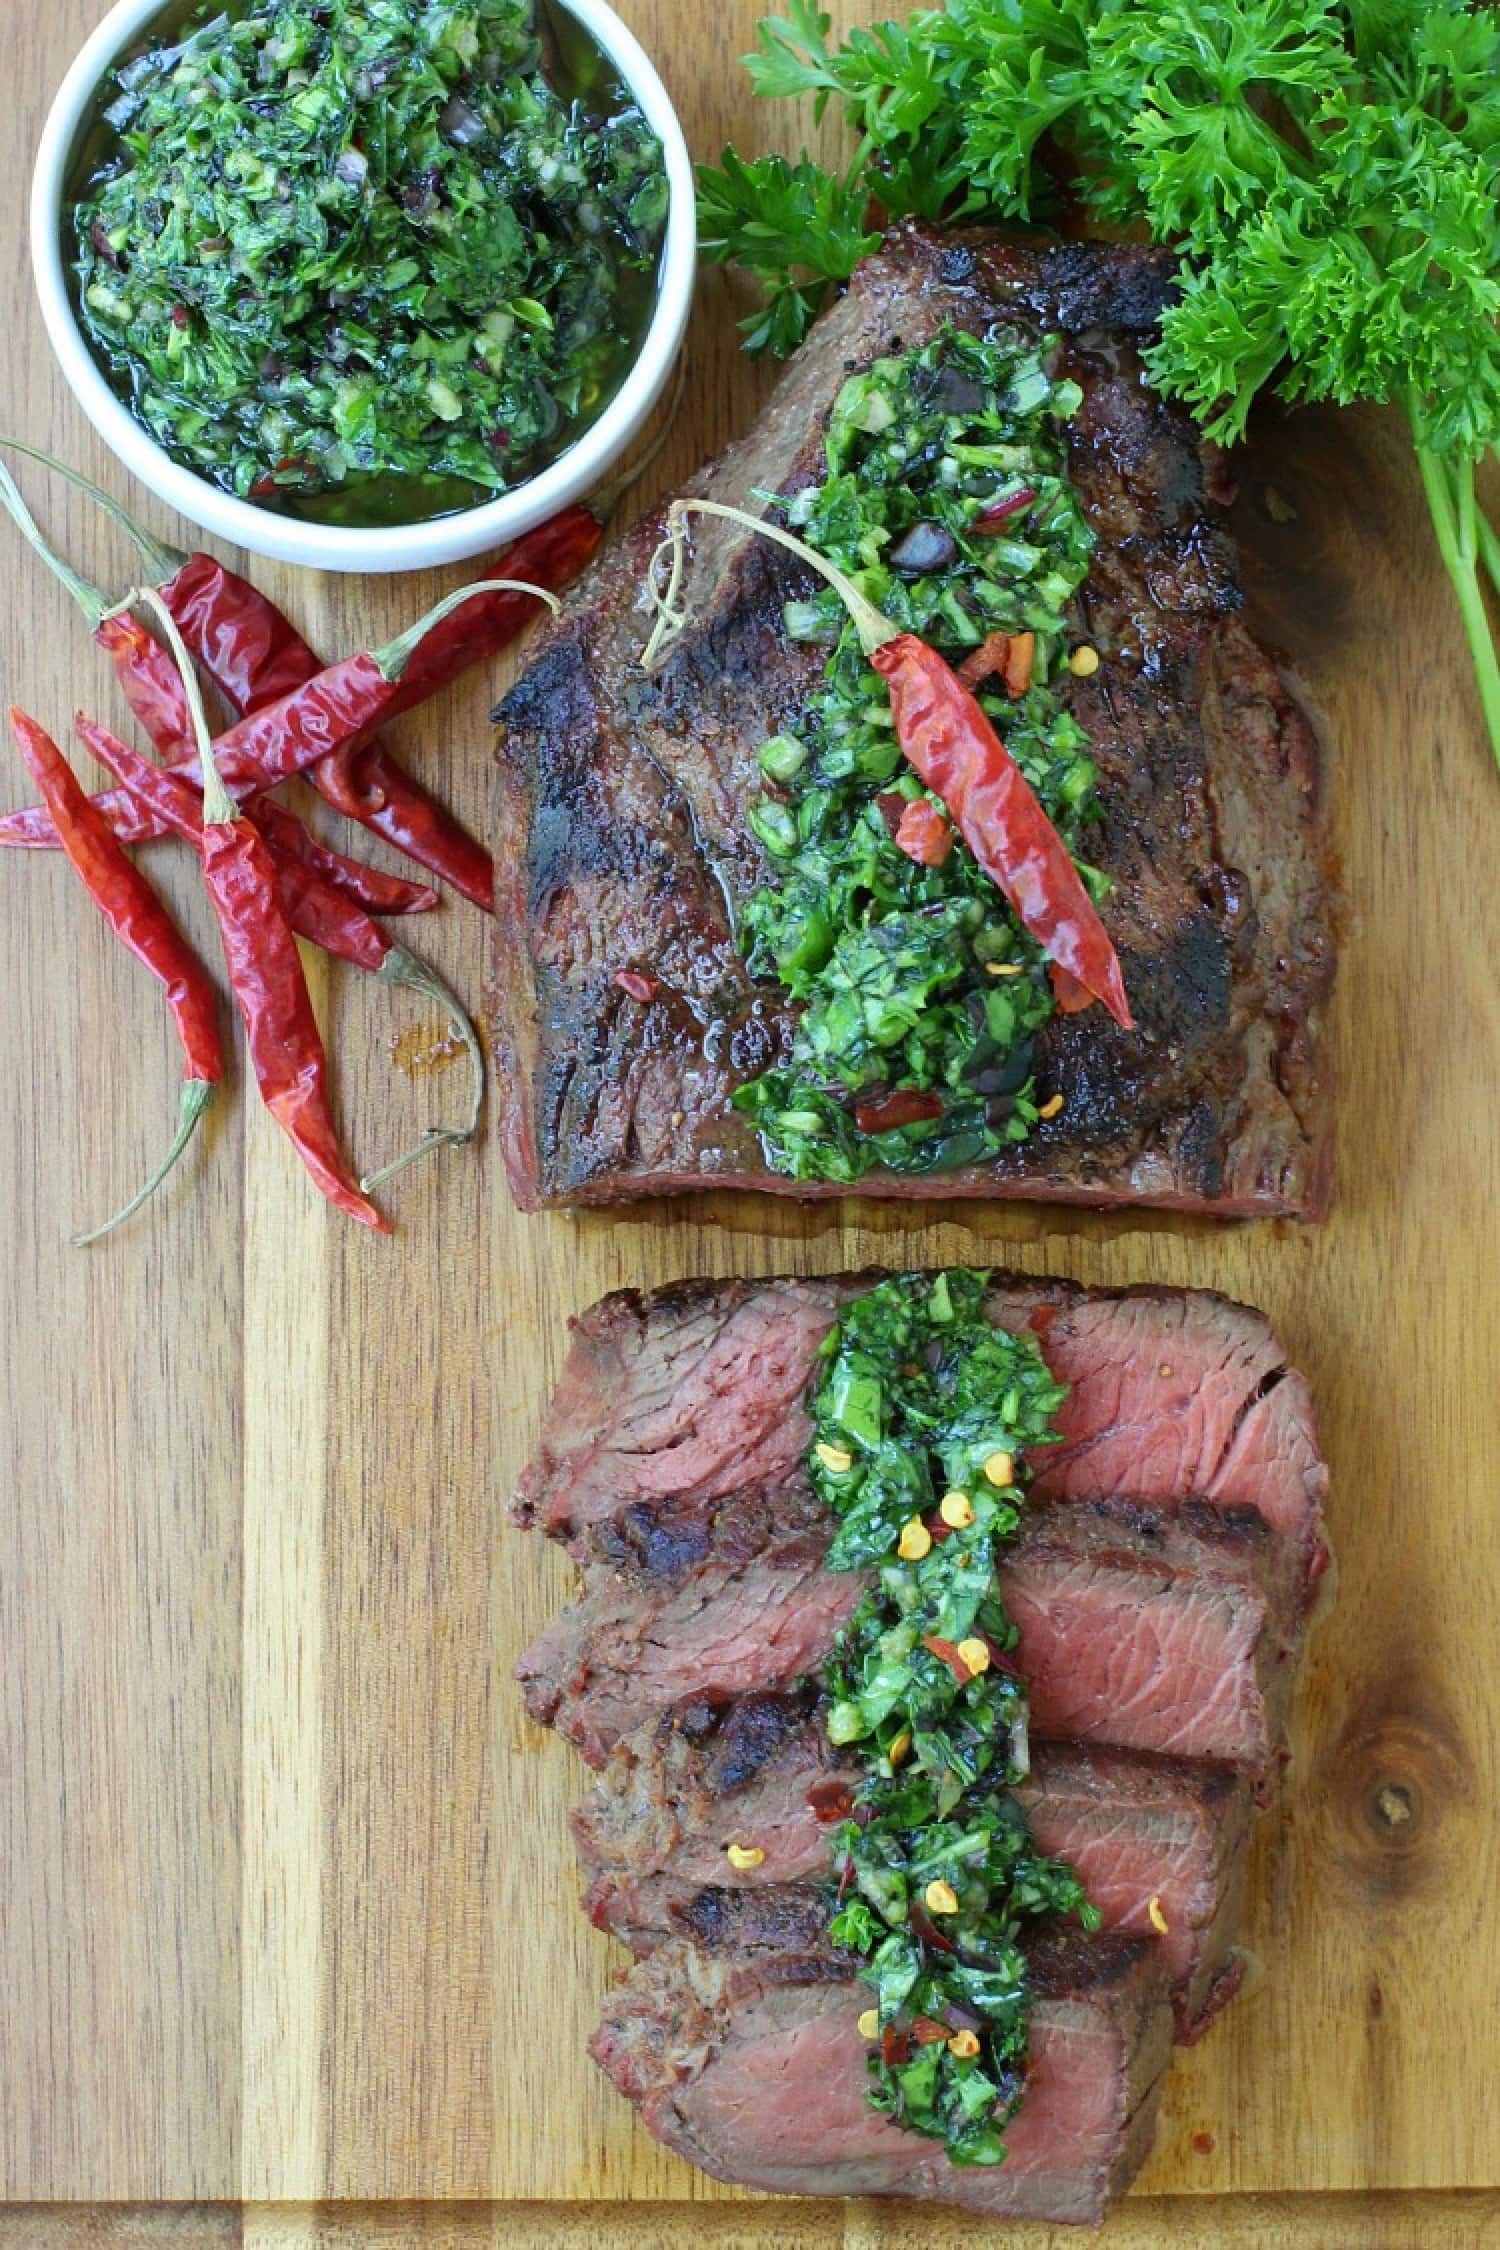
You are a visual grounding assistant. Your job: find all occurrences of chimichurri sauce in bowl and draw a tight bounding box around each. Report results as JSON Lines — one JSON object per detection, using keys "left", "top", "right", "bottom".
{"left": 67, "top": 0, "right": 670, "bottom": 529}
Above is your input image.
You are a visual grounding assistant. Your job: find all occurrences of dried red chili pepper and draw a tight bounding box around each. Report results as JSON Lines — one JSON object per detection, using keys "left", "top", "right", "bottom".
{"left": 645, "top": 502, "right": 1132, "bottom": 1031}
{"left": 871, "top": 642, "right": 1131, "bottom": 1027}
{"left": 8, "top": 708, "right": 221, "bottom": 1244}
{"left": 2, "top": 445, "right": 601, "bottom": 906}
{"left": 0, "top": 466, "right": 440, "bottom": 920}
{"left": 911, "top": 2017, "right": 950, "bottom": 2046}
{"left": 893, "top": 797, "right": 954, "bottom": 867}
{"left": 240, "top": 803, "right": 439, "bottom": 920}
{"left": 126, "top": 595, "right": 387, "bottom": 1231}
{"left": 82, "top": 713, "right": 485, "bottom": 1192}
{"left": 880, "top": 2024, "right": 912, "bottom": 2068}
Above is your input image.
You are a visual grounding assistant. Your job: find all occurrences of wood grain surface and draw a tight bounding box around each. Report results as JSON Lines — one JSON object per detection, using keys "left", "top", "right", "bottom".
{"left": 2, "top": 0, "right": 1498, "bottom": 2233}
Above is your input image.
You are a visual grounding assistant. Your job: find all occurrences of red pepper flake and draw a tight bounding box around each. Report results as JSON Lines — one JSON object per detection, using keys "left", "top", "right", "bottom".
{"left": 973, "top": 487, "right": 1036, "bottom": 531}
{"left": 806, "top": 1779, "right": 856, "bottom": 1824}
{"left": 614, "top": 970, "right": 658, "bottom": 1003}
{"left": 894, "top": 797, "right": 954, "bottom": 867}
{"left": 855, "top": 1087, "right": 945, "bottom": 1135}
{"left": 922, "top": 1633, "right": 974, "bottom": 1685}
{"left": 881, "top": 2024, "right": 912, "bottom": 2068}
{"left": 912, "top": 2016, "right": 949, "bottom": 2046}
{"left": 957, "top": 631, "right": 1035, "bottom": 699}
{"left": 908, "top": 1900, "right": 957, "bottom": 1955}
{"left": 874, "top": 790, "right": 907, "bottom": 840}
{"left": 836, "top": 1856, "right": 856, "bottom": 1901}
{"left": 171, "top": 304, "right": 191, "bottom": 331}
{"left": 1028, "top": 1304, "right": 1059, "bottom": 1335}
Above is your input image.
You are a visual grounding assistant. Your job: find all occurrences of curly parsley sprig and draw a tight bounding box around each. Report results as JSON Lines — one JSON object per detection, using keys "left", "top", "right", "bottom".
{"left": 699, "top": 0, "right": 1500, "bottom": 769}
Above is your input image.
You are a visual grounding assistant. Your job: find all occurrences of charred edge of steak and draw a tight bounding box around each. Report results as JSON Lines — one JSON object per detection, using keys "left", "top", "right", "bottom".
{"left": 490, "top": 223, "right": 1335, "bottom": 1219}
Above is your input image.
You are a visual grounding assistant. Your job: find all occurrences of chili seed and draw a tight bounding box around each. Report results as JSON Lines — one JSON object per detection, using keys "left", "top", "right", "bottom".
{"left": 898, "top": 1518, "right": 933, "bottom": 1561}
{"left": 984, "top": 1451, "right": 1015, "bottom": 1488}
{"left": 924, "top": 1880, "right": 959, "bottom": 1915}
{"left": 1068, "top": 644, "right": 1101, "bottom": 676}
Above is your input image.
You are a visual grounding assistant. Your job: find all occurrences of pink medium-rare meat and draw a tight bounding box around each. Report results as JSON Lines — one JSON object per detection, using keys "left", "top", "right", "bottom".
{"left": 591, "top": 1931, "right": 1173, "bottom": 2221}
{"left": 514, "top": 1273, "right": 1328, "bottom": 1588}
{"left": 515, "top": 1485, "right": 867, "bottom": 1765}
{"left": 1008, "top": 1284, "right": 1328, "bottom": 1552}
{"left": 511, "top": 1277, "right": 837, "bottom": 1541}
{"left": 517, "top": 1490, "right": 1300, "bottom": 1776}
{"left": 491, "top": 228, "right": 1336, "bottom": 1219}
{"left": 575, "top": 1696, "right": 1251, "bottom": 2038}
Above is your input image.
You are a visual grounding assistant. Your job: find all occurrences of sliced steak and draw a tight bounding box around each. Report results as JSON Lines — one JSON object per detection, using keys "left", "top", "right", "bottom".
{"left": 517, "top": 1488, "right": 1299, "bottom": 1775}
{"left": 513, "top": 1273, "right": 1328, "bottom": 1590}
{"left": 591, "top": 1928, "right": 1173, "bottom": 2221}
{"left": 576, "top": 1697, "right": 1251, "bottom": 2037}
{"left": 491, "top": 225, "right": 1334, "bottom": 1218}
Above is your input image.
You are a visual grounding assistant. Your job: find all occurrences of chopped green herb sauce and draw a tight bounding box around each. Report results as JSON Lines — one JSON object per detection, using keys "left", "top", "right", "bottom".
{"left": 811, "top": 1270, "right": 1099, "bottom": 2169}
{"left": 72, "top": 0, "right": 669, "bottom": 525}
{"left": 733, "top": 329, "right": 1103, "bottom": 1181}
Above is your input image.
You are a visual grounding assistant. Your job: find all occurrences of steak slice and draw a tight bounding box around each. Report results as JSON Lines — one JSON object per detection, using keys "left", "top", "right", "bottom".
{"left": 491, "top": 225, "right": 1334, "bottom": 1217}
{"left": 513, "top": 1273, "right": 1328, "bottom": 1591}
{"left": 591, "top": 1928, "right": 1173, "bottom": 2221}
{"left": 517, "top": 1489, "right": 1300, "bottom": 1774}
{"left": 575, "top": 1695, "right": 1251, "bottom": 2038}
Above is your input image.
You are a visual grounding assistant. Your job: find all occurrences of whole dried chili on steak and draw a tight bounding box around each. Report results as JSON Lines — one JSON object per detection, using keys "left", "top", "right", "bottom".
{"left": 8, "top": 707, "right": 221, "bottom": 1244}
{"left": 645, "top": 501, "right": 1132, "bottom": 1032}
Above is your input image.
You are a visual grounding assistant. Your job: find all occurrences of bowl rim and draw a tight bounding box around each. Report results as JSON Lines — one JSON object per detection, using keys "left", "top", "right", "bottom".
{"left": 29, "top": 0, "right": 697, "bottom": 574}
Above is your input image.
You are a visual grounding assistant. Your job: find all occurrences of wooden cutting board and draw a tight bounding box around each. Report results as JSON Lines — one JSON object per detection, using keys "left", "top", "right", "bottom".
{"left": 3, "top": 3, "right": 1499, "bottom": 2242}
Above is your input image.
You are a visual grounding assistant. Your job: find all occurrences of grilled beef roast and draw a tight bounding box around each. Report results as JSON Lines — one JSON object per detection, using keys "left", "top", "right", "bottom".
{"left": 513, "top": 1272, "right": 1329, "bottom": 1591}
{"left": 514, "top": 1271, "right": 1326, "bottom": 2219}
{"left": 577, "top": 1701, "right": 1252, "bottom": 2037}
{"left": 592, "top": 1929, "right": 1174, "bottom": 2223}
{"left": 491, "top": 227, "right": 1335, "bottom": 1215}
{"left": 517, "top": 1488, "right": 1301, "bottom": 1774}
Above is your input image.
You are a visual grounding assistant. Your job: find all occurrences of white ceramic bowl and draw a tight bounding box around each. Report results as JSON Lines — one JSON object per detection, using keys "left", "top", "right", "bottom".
{"left": 30, "top": 0, "right": 696, "bottom": 573}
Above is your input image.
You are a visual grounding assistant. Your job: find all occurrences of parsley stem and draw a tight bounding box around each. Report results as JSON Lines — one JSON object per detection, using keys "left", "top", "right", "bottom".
{"left": 1413, "top": 425, "right": 1500, "bottom": 776}
{"left": 1475, "top": 461, "right": 1500, "bottom": 608}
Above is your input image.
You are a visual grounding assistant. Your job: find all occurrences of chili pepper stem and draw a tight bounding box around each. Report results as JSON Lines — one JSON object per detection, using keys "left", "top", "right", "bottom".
{"left": 642, "top": 500, "right": 899, "bottom": 669}
{"left": 359, "top": 947, "right": 487, "bottom": 1194}
{"left": 0, "top": 438, "right": 186, "bottom": 583}
{"left": 374, "top": 578, "right": 562, "bottom": 683}
{"left": 73, "top": 1077, "right": 214, "bottom": 1248}
{"left": 0, "top": 457, "right": 113, "bottom": 630}
{"left": 122, "top": 589, "right": 238, "bottom": 822}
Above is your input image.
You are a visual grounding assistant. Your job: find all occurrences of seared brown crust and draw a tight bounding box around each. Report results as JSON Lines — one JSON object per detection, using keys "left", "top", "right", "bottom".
{"left": 491, "top": 226, "right": 1335, "bottom": 1215}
